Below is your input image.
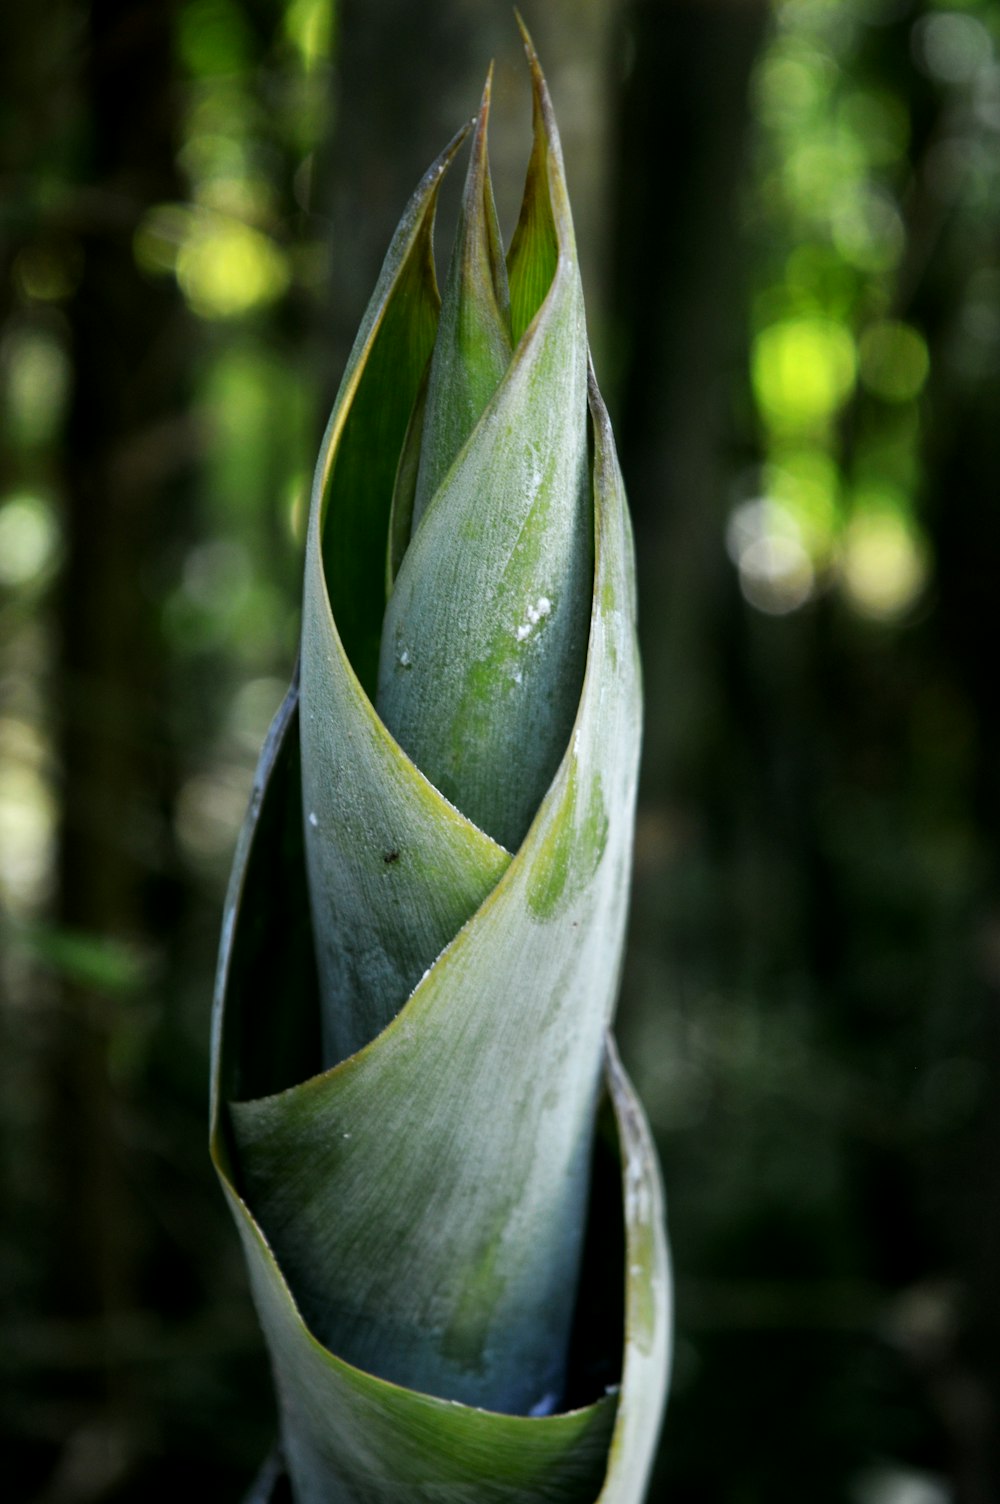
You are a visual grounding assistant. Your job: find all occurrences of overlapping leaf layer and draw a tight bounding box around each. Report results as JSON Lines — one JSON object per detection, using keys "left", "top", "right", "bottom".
{"left": 211, "top": 33, "right": 669, "bottom": 1504}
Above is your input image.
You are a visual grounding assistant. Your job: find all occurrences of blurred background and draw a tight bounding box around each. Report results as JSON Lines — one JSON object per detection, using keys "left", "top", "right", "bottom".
{"left": 1, "top": 0, "right": 998, "bottom": 1499}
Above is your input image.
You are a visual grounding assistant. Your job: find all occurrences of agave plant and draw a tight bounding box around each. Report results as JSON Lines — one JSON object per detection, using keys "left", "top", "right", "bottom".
{"left": 210, "top": 28, "right": 669, "bottom": 1504}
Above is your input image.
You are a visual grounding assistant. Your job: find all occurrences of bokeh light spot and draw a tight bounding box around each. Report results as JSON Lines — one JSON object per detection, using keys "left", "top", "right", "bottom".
{"left": 175, "top": 767, "right": 254, "bottom": 864}
{"left": 754, "top": 49, "right": 837, "bottom": 128}
{"left": 13, "top": 244, "right": 82, "bottom": 303}
{"left": 837, "top": 89, "right": 910, "bottom": 167}
{"left": 752, "top": 317, "right": 857, "bottom": 429}
{"left": 134, "top": 205, "right": 191, "bottom": 275}
{"left": 284, "top": 0, "right": 335, "bottom": 70}
{"left": 785, "top": 136, "right": 866, "bottom": 220}
{"left": 0, "top": 493, "right": 60, "bottom": 587}
{"left": 831, "top": 183, "right": 905, "bottom": 272}
{"left": 177, "top": 0, "right": 253, "bottom": 77}
{"left": 2, "top": 329, "right": 70, "bottom": 448}
{"left": 859, "top": 321, "right": 930, "bottom": 402}
{"left": 765, "top": 448, "right": 841, "bottom": 562}
{"left": 841, "top": 491, "right": 929, "bottom": 620}
{"left": 226, "top": 677, "right": 287, "bottom": 755}
{"left": 176, "top": 216, "right": 291, "bottom": 319}
{"left": 784, "top": 243, "right": 858, "bottom": 318}
{"left": 0, "top": 721, "right": 55, "bottom": 911}
{"left": 913, "top": 11, "right": 993, "bottom": 86}
{"left": 727, "top": 498, "right": 815, "bottom": 615}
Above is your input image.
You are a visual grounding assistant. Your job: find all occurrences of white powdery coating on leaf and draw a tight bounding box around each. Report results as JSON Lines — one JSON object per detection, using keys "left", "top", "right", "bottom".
{"left": 514, "top": 595, "right": 552, "bottom": 642}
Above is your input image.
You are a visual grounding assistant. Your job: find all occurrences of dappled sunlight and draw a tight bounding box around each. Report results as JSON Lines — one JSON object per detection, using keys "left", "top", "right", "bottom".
{"left": 858, "top": 320, "right": 930, "bottom": 403}
{"left": 837, "top": 88, "right": 910, "bottom": 168}
{"left": 830, "top": 180, "right": 905, "bottom": 272}
{"left": 726, "top": 498, "right": 816, "bottom": 615}
{"left": 1, "top": 327, "right": 70, "bottom": 448}
{"left": 181, "top": 133, "right": 276, "bottom": 221}
{"left": 174, "top": 764, "right": 256, "bottom": 866}
{"left": 0, "top": 492, "right": 60, "bottom": 588}
{"left": 0, "top": 718, "right": 56, "bottom": 912}
{"left": 841, "top": 493, "right": 929, "bottom": 620}
{"left": 225, "top": 675, "right": 288, "bottom": 754}
{"left": 136, "top": 204, "right": 291, "bottom": 320}
{"left": 734, "top": 0, "right": 999, "bottom": 622}
{"left": 752, "top": 317, "right": 857, "bottom": 430}
{"left": 284, "top": 0, "right": 335, "bottom": 71}
{"left": 12, "top": 243, "right": 83, "bottom": 304}
{"left": 764, "top": 448, "right": 841, "bottom": 564}
{"left": 913, "top": 10, "right": 994, "bottom": 86}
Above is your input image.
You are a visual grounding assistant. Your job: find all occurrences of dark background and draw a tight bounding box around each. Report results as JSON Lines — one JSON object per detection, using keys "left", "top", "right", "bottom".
{"left": 2, "top": 1, "right": 999, "bottom": 1500}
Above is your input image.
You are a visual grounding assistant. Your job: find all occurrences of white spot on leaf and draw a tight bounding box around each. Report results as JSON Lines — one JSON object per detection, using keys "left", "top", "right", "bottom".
{"left": 514, "top": 595, "right": 552, "bottom": 642}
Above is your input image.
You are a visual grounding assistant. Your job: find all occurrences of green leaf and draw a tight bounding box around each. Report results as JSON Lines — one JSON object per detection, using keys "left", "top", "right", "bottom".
{"left": 317, "top": 127, "right": 457, "bottom": 701}
{"left": 229, "top": 359, "right": 642, "bottom": 1415}
{"left": 409, "top": 67, "right": 513, "bottom": 534}
{"left": 210, "top": 682, "right": 668, "bottom": 1500}
{"left": 210, "top": 28, "right": 669, "bottom": 1503}
{"left": 299, "top": 133, "right": 512, "bottom": 1067}
{"left": 597, "top": 1038, "right": 671, "bottom": 1504}
{"left": 507, "top": 26, "right": 561, "bottom": 346}
{"left": 210, "top": 672, "right": 320, "bottom": 1110}
{"left": 218, "top": 1142, "right": 615, "bottom": 1504}
{"left": 376, "top": 54, "right": 592, "bottom": 853}
{"left": 210, "top": 688, "right": 617, "bottom": 1504}
{"left": 385, "top": 362, "right": 428, "bottom": 593}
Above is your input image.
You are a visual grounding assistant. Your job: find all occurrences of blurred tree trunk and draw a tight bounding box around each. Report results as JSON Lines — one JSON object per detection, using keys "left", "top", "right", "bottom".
{"left": 919, "top": 271, "right": 1000, "bottom": 1504}
{"left": 48, "top": 0, "right": 191, "bottom": 1423}
{"left": 607, "top": 3, "right": 769, "bottom": 1492}
{"left": 610, "top": 0, "right": 770, "bottom": 788}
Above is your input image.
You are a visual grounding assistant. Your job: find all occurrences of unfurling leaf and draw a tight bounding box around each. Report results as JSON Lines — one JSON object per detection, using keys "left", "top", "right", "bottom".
{"left": 211, "top": 26, "right": 670, "bottom": 1504}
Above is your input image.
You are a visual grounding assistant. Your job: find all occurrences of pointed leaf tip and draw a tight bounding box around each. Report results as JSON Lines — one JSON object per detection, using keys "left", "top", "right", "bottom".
{"left": 464, "top": 61, "right": 509, "bottom": 324}
{"left": 506, "top": 27, "right": 570, "bottom": 347}
{"left": 399, "top": 59, "right": 512, "bottom": 540}
{"left": 514, "top": 13, "right": 551, "bottom": 128}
